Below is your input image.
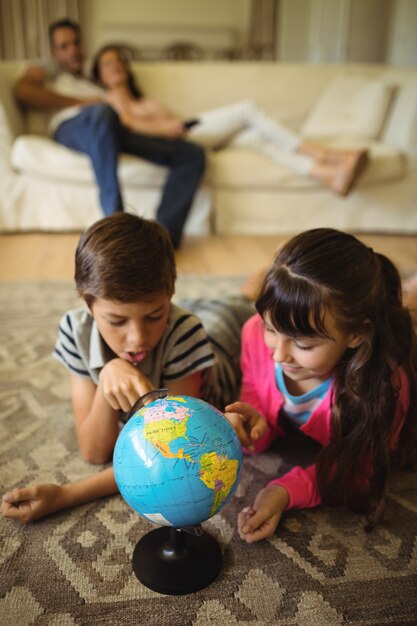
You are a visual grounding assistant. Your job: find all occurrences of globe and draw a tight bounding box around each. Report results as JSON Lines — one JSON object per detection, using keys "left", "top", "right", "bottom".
{"left": 113, "top": 394, "right": 243, "bottom": 529}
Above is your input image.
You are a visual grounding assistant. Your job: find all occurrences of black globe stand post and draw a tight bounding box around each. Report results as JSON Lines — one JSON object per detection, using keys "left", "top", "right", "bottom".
{"left": 131, "top": 525, "right": 223, "bottom": 595}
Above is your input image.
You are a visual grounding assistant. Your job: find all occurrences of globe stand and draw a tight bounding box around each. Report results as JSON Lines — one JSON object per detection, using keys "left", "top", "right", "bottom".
{"left": 131, "top": 525, "right": 222, "bottom": 595}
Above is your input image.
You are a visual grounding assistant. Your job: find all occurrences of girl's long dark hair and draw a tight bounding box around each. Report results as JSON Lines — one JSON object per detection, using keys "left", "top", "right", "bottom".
{"left": 91, "top": 44, "right": 143, "bottom": 98}
{"left": 256, "top": 228, "right": 417, "bottom": 527}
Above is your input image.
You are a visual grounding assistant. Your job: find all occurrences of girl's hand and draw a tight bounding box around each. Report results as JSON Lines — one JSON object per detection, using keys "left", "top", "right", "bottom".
{"left": 98, "top": 358, "right": 154, "bottom": 412}
{"left": 238, "top": 485, "right": 290, "bottom": 543}
{"left": 1, "top": 485, "right": 65, "bottom": 524}
{"left": 224, "top": 401, "right": 268, "bottom": 451}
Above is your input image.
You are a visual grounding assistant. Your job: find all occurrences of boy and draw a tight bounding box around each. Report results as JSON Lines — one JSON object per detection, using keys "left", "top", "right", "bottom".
{"left": 1, "top": 213, "right": 253, "bottom": 523}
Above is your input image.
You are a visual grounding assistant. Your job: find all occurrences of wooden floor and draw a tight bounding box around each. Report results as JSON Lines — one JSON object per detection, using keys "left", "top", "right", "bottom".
{"left": 0, "top": 232, "right": 416, "bottom": 281}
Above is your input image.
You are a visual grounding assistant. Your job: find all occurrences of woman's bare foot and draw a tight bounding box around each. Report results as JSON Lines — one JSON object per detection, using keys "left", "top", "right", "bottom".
{"left": 300, "top": 141, "right": 368, "bottom": 165}
{"left": 311, "top": 149, "right": 369, "bottom": 196}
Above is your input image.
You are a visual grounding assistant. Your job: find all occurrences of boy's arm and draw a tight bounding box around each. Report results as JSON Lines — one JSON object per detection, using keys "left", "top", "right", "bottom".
{"left": 1, "top": 467, "right": 117, "bottom": 524}
{"left": 14, "top": 65, "right": 101, "bottom": 110}
{"left": 70, "top": 365, "right": 202, "bottom": 464}
{"left": 70, "top": 373, "right": 121, "bottom": 465}
{"left": 1, "top": 373, "right": 202, "bottom": 525}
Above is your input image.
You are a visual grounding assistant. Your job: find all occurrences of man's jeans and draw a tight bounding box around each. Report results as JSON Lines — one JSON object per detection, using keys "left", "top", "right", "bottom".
{"left": 54, "top": 104, "right": 205, "bottom": 247}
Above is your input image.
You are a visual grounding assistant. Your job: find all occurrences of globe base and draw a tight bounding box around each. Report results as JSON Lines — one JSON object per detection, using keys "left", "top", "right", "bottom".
{"left": 132, "top": 526, "right": 222, "bottom": 595}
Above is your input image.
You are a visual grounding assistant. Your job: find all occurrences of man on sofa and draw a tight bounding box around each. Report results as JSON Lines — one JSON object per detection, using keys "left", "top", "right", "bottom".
{"left": 14, "top": 18, "right": 205, "bottom": 248}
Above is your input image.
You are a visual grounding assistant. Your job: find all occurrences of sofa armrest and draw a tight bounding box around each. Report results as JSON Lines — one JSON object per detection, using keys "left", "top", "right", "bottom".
{"left": 0, "top": 63, "right": 25, "bottom": 138}
{"left": 0, "top": 64, "right": 27, "bottom": 175}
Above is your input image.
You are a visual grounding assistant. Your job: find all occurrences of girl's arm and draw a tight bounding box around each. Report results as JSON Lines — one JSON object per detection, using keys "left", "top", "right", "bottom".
{"left": 268, "top": 464, "right": 321, "bottom": 509}
{"left": 224, "top": 401, "right": 269, "bottom": 451}
{"left": 265, "top": 366, "right": 411, "bottom": 515}
{"left": 237, "top": 484, "right": 290, "bottom": 543}
{"left": 236, "top": 465, "right": 321, "bottom": 544}
{"left": 236, "top": 316, "right": 283, "bottom": 451}
{"left": 234, "top": 316, "right": 322, "bottom": 542}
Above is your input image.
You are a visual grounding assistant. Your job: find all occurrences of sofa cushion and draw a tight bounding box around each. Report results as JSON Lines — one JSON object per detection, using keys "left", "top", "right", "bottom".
{"left": 12, "top": 133, "right": 406, "bottom": 194}
{"left": 210, "top": 142, "right": 406, "bottom": 190}
{"left": 300, "top": 76, "right": 395, "bottom": 140}
{"left": 11, "top": 135, "right": 169, "bottom": 186}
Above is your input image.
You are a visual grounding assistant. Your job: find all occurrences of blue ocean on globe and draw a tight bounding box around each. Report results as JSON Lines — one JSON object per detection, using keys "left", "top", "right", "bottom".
{"left": 113, "top": 395, "right": 243, "bottom": 528}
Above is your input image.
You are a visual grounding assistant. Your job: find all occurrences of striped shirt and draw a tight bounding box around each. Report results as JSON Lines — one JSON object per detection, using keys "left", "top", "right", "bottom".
{"left": 54, "top": 296, "right": 255, "bottom": 410}
{"left": 54, "top": 296, "right": 254, "bottom": 411}
{"left": 54, "top": 303, "right": 216, "bottom": 389}
{"left": 275, "top": 363, "right": 332, "bottom": 429}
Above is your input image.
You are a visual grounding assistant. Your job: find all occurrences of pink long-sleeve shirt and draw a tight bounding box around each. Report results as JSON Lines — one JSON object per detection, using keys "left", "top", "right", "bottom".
{"left": 239, "top": 314, "right": 410, "bottom": 510}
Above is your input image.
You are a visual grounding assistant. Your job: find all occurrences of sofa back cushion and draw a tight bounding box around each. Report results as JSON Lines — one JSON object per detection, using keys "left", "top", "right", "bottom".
{"left": 129, "top": 62, "right": 337, "bottom": 132}
{"left": 2, "top": 60, "right": 417, "bottom": 154}
{"left": 300, "top": 75, "right": 395, "bottom": 140}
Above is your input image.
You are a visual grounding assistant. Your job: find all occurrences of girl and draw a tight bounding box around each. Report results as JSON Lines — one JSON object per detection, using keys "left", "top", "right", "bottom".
{"left": 225, "top": 228, "right": 417, "bottom": 543}
{"left": 91, "top": 45, "right": 368, "bottom": 196}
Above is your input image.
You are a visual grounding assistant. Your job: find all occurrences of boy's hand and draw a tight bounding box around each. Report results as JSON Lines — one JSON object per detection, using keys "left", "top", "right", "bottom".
{"left": 99, "top": 358, "right": 154, "bottom": 412}
{"left": 224, "top": 401, "right": 268, "bottom": 451}
{"left": 1, "top": 485, "right": 64, "bottom": 524}
{"left": 238, "top": 485, "right": 290, "bottom": 543}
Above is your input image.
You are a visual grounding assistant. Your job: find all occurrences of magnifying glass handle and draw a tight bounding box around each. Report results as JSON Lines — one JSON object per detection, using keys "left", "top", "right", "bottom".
{"left": 125, "top": 388, "right": 169, "bottom": 421}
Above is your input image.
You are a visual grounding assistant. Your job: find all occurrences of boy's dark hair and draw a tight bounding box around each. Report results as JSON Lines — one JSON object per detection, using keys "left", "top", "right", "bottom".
{"left": 91, "top": 44, "right": 142, "bottom": 99}
{"left": 75, "top": 213, "right": 176, "bottom": 306}
{"left": 49, "top": 18, "right": 81, "bottom": 46}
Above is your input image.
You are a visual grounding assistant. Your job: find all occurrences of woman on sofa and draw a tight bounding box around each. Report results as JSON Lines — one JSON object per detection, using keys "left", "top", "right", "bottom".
{"left": 91, "top": 45, "right": 369, "bottom": 197}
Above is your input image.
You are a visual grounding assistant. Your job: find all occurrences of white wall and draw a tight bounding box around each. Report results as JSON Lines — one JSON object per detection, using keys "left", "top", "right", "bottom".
{"left": 78, "top": 0, "right": 417, "bottom": 65}
{"left": 277, "top": 0, "right": 416, "bottom": 65}
{"left": 79, "top": 0, "right": 252, "bottom": 59}
{"left": 386, "top": 0, "right": 417, "bottom": 65}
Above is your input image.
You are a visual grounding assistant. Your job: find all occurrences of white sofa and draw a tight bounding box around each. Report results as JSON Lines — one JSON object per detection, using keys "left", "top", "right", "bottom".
{"left": 1, "top": 61, "right": 416, "bottom": 236}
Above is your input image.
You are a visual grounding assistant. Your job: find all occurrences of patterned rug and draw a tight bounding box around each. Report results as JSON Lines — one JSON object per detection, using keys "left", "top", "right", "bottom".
{"left": 1, "top": 279, "right": 417, "bottom": 626}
